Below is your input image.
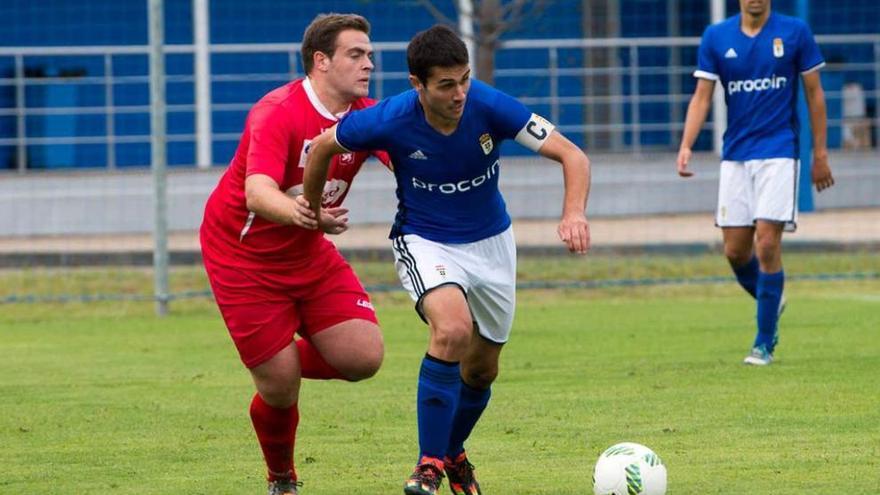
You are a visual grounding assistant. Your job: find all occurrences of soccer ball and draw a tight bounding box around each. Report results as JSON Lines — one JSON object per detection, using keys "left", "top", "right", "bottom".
{"left": 592, "top": 442, "right": 667, "bottom": 495}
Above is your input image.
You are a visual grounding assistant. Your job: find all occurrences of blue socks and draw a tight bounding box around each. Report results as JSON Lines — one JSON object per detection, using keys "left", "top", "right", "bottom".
{"left": 755, "top": 270, "right": 784, "bottom": 350}
{"left": 447, "top": 381, "right": 491, "bottom": 459}
{"left": 417, "top": 355, "right": 461, "bottom": 460}
{"left": 732, "top": 256, "right": 759, "bottom": 298}
{"left": 731, "top": 256, "right": 784, "bottom": 351}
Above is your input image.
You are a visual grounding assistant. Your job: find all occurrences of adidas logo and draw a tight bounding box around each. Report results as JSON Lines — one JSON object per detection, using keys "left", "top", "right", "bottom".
{"left": 724, "top": 48, "right": 738, "bottom": 59}
{"left": 408, "top": 149, "right": 427, "bottom": 160}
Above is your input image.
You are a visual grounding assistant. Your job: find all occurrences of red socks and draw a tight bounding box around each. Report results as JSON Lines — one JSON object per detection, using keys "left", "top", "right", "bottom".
{"left": 249, "top": 393, "right": 300, "bottom": 481}
{"left": 296, "top": 338, "right": 344, "bottom": 380}
{"left": 249, "top": 340, "right": 344, "bottom": 481}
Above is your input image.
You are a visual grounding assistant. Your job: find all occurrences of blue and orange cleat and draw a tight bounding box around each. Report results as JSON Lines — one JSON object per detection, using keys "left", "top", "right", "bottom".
{"left": 444, "top": 451, "right": 482, "bottom": 495}
{"left": 404, "top": 456, "right": 445, "bottom": 495}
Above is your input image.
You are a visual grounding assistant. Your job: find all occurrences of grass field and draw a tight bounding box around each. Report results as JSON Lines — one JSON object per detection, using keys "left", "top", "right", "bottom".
{"left": 1, "top": 250, "right": 877, "bottom": 301}
{"left": 1, "top": 256, "right": 879, "bottom": 494}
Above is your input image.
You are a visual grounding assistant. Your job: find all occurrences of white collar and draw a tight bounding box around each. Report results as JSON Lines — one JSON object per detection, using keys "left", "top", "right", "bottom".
{"left": 303, "top": 77, "right": 351, "bottom": 121}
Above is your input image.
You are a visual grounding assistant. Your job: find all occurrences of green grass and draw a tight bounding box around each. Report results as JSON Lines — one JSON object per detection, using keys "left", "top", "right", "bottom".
{"left": 1, "top": 277, "right": 878, "bottom": 494}
{"left": 1, "top": 251, "right": 877, "bottom": 300}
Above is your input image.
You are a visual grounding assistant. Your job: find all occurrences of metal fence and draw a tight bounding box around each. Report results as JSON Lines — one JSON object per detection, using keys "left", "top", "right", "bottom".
{"left": 0, "top": 34, "right": 877, "bottom": 172}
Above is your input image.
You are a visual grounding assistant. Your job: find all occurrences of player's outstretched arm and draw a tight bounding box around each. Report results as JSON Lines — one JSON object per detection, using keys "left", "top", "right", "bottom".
{"left": 677, "top": 78, "right": 715, "bottom": 177}
{"left": 244, "top": 173, "right": 317, "bottom": 229}
{"left": 538, "top": 130, "right": 591, "bottom": 254}
{"left": 802, "top": 71, "right": 834, "bottom": 192}
{"left": 303, "top": 124, "right": 350, "bottom": 226}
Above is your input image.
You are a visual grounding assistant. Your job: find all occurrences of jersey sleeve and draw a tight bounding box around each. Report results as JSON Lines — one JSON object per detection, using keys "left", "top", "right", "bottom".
{"left": 353, "top": 97, "right": 393, "bottom": 170}
{"left": 484, "top": 86, "right": 533, "bottom": 140}
{"left": 694, "top": 26, "right": 719, "bottom": 81}
{"left": 482, "top": 85, "right": 556, "bottom": 152}
{"left": 245, "top": 103, "right": 293, "bottom": 185}
{"left": 335, "top": 103, "right": 386, "bottom": 152}
{"left": 796, "top": 21, "right": 825, "bottom": 74}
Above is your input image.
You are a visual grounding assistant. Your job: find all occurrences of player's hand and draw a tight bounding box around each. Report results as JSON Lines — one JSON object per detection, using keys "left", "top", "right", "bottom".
{"left": 677, "top": 147, "right": 694, "bottom": 177}
{"left": 812, "top": 152, "right": 834, "bottom": 192}
{"left": 319, "top": 206, "right": 349, "bottom": 235}
{"left": 558, "top": 212, "right": 590, "bottom": 254}
{"left": 291, "top": 195, "right": 318, "bottom": 229}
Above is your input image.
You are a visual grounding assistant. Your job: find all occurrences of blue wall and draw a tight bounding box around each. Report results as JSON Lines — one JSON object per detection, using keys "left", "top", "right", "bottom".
{"left": 0, "top": 0, "right": 876, "bottom": 168}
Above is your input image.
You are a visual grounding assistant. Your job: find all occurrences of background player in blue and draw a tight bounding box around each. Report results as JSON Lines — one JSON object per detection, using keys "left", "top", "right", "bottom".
{"left": 304, "top": 25, "right": 591, "bottom": 495}
{"left": 676, "top": 0, "right": 835, "bottom": 366}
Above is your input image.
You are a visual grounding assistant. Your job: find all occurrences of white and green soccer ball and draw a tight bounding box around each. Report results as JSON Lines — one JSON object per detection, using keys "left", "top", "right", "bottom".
{"left": 592, "top": 442, "right": 667, "bottom": 495}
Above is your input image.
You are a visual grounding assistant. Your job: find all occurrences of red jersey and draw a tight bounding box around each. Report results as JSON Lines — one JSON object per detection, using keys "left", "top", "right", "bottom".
{"left": 200, "top": 78, "right": 387, "bottom": 269}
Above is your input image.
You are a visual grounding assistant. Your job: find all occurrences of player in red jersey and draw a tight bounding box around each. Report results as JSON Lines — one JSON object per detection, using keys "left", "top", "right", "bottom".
{"left": 199, "top": 13, "right": 388, "bottom": 495}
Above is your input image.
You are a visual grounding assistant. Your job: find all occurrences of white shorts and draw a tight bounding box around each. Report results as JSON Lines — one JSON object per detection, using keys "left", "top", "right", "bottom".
{"left": 716, "top": 158, "right": 799, "bottom": 232}
{"left": 391, "top": 226, "right": 516, "bottom": 344}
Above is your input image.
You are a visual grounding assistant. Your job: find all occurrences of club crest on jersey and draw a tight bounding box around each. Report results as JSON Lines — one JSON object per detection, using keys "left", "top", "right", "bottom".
{"left": 479, "top": 133, "right": 494, "bottom": 155}
{"left": 773, "top": 38, "right": 784, "bottom": 58}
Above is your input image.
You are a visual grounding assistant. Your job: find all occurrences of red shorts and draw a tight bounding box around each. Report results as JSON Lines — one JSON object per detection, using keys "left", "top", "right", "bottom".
{"left": 203, "top": 247, "right": 378, "bottom": 369}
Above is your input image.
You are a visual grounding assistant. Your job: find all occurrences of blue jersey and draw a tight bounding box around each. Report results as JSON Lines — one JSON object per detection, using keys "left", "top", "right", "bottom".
{"left": 335, "top": 79, "right": 552, "bottom": 243}
{"left": 695, "top": 13, "right": 824, "bottom": 161}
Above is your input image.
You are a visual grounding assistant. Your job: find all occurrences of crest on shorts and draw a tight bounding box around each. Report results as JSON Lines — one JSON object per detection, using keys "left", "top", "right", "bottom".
{"left": 320, "top": 179, "right": 349, "bottom": 207}
{"left": 773, "top": 38, "right": 784, "bottom": 58}
{"left": 479, "top": 133, "right": 493, "bottom": 155}
{"left": 339, "top": 152, "right": 355, "bottom": 165}
{"left": 435, "top": 264, "right": 447, "bottom": 277}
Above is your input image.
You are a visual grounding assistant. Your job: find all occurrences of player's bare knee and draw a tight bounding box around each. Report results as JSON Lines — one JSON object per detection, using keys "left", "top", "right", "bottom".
{"left": 724, "top": 246, "right": 752, "bottom": 266}
{"left": 257, "top": 382, "right": 299, "bottom": 408}
{"left": 341, "top": 345, "right": 384, "bottom": 381}
{"left": 754, "top": 240, "right": 780, "bottom": 265}
{"left": 250, "top": 362, "right": 300, "bottom": 407}
{"left": 431, "top": 320, "right": 473, "bottom": 352}
{"left": 754, "top": 237, "right": 779, "bottom": 253}
{"left": 463, "top": 368, "right": 497, "bottom": 389}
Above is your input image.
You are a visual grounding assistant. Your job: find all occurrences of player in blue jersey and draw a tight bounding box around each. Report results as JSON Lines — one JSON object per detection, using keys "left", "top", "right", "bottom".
{"left": 303, "top": 24, "right": 591, "bottom": 495}
{"left": 677, "top": 0, "right": 835, "bottom": 366}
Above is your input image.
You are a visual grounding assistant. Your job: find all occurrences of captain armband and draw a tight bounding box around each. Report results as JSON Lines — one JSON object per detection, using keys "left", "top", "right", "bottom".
{"left": 514, "top": 113, "right": 556, "bottom": 152}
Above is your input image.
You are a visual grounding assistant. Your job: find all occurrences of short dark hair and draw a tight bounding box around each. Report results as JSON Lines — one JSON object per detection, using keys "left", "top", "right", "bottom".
{"left": 301, "top": 13, "right": 371, "bottom": 75}
{"left": 407, "top": 25, "right": 469, "bottom": 84}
